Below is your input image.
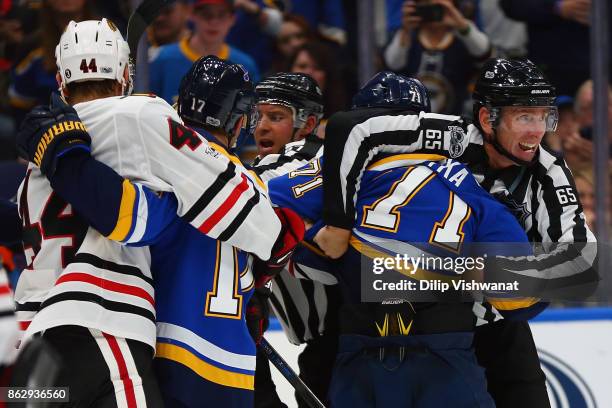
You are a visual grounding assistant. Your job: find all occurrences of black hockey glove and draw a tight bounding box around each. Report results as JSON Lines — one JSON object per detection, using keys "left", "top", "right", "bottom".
{"left": 246, "top": 287, "right": 271, "bottom": 345}
{"left": 17, "top": 93, "right": 91, "bottom": 177}
{"left": 253, "top": 207, "right": 305, "bottom": 288}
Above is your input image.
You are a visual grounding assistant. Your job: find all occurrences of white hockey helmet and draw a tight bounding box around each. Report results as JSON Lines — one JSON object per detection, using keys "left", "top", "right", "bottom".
{"left": 55, "top": 19, "right": 131, "bottom": 93}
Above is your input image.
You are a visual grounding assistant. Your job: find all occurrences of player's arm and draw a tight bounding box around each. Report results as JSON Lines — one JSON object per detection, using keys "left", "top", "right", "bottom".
{"left": 136, "top": 99, "right": 290, "bottom": 260}
{"left": 488, "top": 156, "right": 597, "bottom": 301}
{"left": 472, "top": 195, "right": 547, "bottom": 320}
{"left": 322, "top": 109, "right": 484, "bottom": 229}
{"left": 20, "top": 95, "right": 300, "bottom": 261}
{"left": 48, "top": 149, "right": 180, "bottom": 246}
{"left": 317, "top": 109, "right": 483, "bottom": 257}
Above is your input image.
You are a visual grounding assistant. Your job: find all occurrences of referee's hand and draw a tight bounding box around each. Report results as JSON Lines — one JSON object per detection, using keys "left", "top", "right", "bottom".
{"left": 314, "top": 225, "right": 351, "bottom": 259}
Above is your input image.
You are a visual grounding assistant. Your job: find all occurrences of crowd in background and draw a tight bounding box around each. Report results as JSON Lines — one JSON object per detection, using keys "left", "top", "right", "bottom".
{"left": 0, "top": 0, "right": 611, "bottom": 275}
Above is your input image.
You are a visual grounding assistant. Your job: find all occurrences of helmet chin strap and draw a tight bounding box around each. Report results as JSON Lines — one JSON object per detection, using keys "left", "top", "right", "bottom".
{"left": 487, "top": 130, "right": 535, "bottom": 166}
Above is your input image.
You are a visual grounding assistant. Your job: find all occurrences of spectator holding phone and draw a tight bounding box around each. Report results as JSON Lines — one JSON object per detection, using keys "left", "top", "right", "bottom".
{"left": 384, "top": 0, "right": 490, "bottom": 115}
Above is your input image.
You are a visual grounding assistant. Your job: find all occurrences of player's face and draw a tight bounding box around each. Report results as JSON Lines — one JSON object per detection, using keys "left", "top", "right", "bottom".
{"left": 255, "top": 104, "right": 295, "bottom": 157}
{"left": 495, "top": 107, "right": 550, "bottom": 163}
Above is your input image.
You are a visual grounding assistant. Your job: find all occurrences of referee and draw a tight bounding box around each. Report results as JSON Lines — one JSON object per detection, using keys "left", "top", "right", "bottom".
{"left": 317, "top": 58, "right": 598, "bottom": 407}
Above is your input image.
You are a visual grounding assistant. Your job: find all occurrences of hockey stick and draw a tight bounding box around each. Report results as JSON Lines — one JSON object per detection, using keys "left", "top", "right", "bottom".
{"left": 258, "top": 337, "right": 326, "bottom": 408}
{"left": 126, "top": 0, "right": 172, "bottom": 62}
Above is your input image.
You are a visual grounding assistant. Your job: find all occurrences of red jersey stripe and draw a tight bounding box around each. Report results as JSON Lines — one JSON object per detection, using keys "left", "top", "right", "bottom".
{"left": 56, "top": 273, "right": 155, "bottom": 307}
{"left": 102, "top": 333, "right": 137, "bottom": 408}
{"left": 198, "top": 174, "right": 249, "bottom": 234}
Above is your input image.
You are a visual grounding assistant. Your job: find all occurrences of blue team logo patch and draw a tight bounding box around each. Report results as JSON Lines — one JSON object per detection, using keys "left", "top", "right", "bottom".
{"left": 538, "top": 349, "right": 596, "bottom": 408}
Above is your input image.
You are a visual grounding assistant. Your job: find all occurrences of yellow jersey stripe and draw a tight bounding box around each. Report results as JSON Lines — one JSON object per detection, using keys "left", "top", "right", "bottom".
{"left": 179, "top": 38, "right": 230, "bottom": 62}
{"left": 156, "top": 343, "right": 255, "bottom": 390}
{"left": 488, "top": 297, "right": 540, "bottom": 311}
{"left": 367, "top": 154, "right": 446, "bottom": 170}
{"left": 107, "top": 179, "right": 137, "bottom": 241}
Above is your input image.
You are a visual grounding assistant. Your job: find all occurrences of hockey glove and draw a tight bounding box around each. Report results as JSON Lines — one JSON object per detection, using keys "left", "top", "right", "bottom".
{"left": 246, "top": 287, "right": 271, "bottom": 345}
{"left": 17, "top": 93, "right": 91, "bottom": 177}
{"left": 253, "top": 207, "right": 305, "bottom": 288}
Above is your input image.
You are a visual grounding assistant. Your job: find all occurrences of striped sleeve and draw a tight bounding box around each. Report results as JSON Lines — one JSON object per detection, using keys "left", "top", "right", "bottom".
{"left": 322, "top": 108, "right": 483, "bottom": 228}
{"left": 253, "top": 135, "right": 324, "bottom": 182}
{"left": 488, "top": 150, "right": 598, "bottom": 300}
{"left": 139, "top": 100, "right": 281, "bottom": 260}
{"left": 49, "top": 151, "right": 180, "bottom": 247}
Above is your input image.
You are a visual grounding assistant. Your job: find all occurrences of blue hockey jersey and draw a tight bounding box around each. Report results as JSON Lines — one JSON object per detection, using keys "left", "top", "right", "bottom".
{"left": 268, "top": 154, "right": 543, "bottom": 321}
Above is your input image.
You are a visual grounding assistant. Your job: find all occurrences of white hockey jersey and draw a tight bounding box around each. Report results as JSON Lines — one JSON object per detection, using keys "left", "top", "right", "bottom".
{"left": 16, "top": 95, "right": 281, "bottom": 348}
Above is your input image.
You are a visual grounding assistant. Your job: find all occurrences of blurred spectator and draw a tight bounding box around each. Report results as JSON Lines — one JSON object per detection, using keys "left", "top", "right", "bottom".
{"left": 270, "top": 14, "right": 314, "bottom": 74}
{"left": 574, "top": 80, "right": 612, "bottom": 144}
{"left": 573, "top": 168, "right": 596, "bottom": 231}
{"left": 147, "top": 0, "right": 192, "bottom": 61}
{"left": 545, "top": 95, "right": 575, "bottom": 152}
{"left": 149, "top": 0, "right": 260, "bottom": 104}
{"left": 289, "top": 41, "right": 348, "bottom": 123}
{"left": 9, "top": 0, "right": 93, "bottom": 121}
{"left": 287, "top": 0, "right": 347, "bottom": 46}
{"left": 500, "top": 0, "right": 612, "bottom": 97}
{"left": 478, "top": 0, "right": 527, "bottom": 58}
{"left": 562, "top": 79, "right": 612, "bottom": 165}
{"left": 226, "top": 0, "right": 283, "bottom": 73}
{"left": 384, "top": 0, "right": 490, "bottom": 115}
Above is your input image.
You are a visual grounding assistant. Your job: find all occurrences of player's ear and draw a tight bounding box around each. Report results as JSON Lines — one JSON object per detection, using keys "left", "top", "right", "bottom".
{"left": 123, "top": 65, "right": 130, "bottom": 83}
{"left": 303, "top": 115, "right": 317, "bottom": 135}
{"left": 56, "top": 72, "right": 69, "bottom": 99}
{"left": 479, "top": 106, "right": 493, "bottom": 135}
{"left": 233, "top": 115, "right": 245, "bottom": 135}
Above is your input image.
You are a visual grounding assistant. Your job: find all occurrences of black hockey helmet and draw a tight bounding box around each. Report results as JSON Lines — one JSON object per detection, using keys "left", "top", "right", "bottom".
{"left": 472, "top": 58, "right": 557, "bottom": 124}
{"left": 255, "top": 72, "right": 324, "bottom": 131}
{"left": 177, "top": 55, "right": 256, "bottom": 141}
{"left": 472, "top": 58, "right": 558, "bottom": 165}
{"left": 351, "top": 71, "right": 431, "bottom": 113}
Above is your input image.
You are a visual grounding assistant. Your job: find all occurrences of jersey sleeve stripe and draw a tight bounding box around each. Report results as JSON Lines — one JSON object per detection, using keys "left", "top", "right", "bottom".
{"left": 216, "top": 187, "right": 261, "bottom": 242}
{"left": 55, "top": 272, "right": 155, "bottom": 307}
{"left": 198, "top": 174, "right": 249, "bottom": 234}
{"left": 39, "top": 292, "right": 155, "bottom": 323}
{"left": 73, "top": 253, "right": 154, "bottom": 286}
{"left": 123, "top": 184, "right": 148, "bottom": 244}
{"left": 183, "top": 162, "right": 237, "bottom": 223}
{"left": 107, "top": 179, "right": 137, "bottom": 241}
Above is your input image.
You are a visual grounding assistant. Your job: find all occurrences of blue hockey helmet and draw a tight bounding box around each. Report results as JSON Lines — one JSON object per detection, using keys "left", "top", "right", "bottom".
{"left": 351, "top": 71, "right": 431, "bottom": 113}
{"left": 177, "top": 55, "right": 257, "bottom": 141}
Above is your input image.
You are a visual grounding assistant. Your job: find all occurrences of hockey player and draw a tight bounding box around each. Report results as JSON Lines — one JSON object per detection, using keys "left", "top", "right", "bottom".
{"left": 251, "top": 71, "right": 438, "bottom": 408}
{"left": 15, "top": 20, "right": 300, "bottom": 406}
{"left": 316, "top": 58, "right": 598, "bottom": 407}
{"left": 265, "top": 149, "right": 545, "bottom": 407}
